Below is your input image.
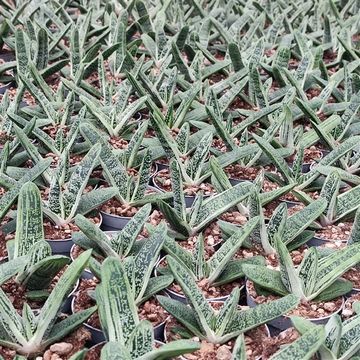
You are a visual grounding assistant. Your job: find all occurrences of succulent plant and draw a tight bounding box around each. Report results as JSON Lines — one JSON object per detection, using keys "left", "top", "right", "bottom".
{"left": 158, "top": 159, "right": 254, "bottom": 237}
{"left": 1, "top": 0, "right": 360, "bottom": 356}
{"left": 291, "top": 305, "right": 360, "bottom": 360}
{"left": 158, "top": 256, "right": 299, "bottom": 344}
{"left": 2, "top": 182, "right": 70, "bottom": 295}
{"left": 79, "top": 122, "right": 170, "bottom": 208}
{"left": 74, "top": 214, "right": 173, "bottom": 304}
{"left": 158, "top": 218, "right": 265, "bottom": 286}
{"left": 96, "top": 257, "right": 200, "bottom": 359}
{"left": 243, "top": 236, "right": 360, "bottom": 302}
{"left": 42, "top": 144, "right": 117, "bottom": 226}
{"left": 0, "top": 250, "right": 95, "bottom": 357}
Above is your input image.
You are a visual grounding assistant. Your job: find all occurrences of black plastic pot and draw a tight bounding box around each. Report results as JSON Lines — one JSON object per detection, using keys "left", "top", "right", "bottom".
{"left": 100, "top": 187, "right": 158, "bottom": 231}
{"left": 155, "top": 257, "right": 243, "bottom": 304}
{"left": 301, "top": 163, "right": 312, "bottom": 173}
{"left": 71, "top": 297, "right": 167, "bottom": 345}
{"left": 152, "top": 175, "right": 211, "bottom": 208}
{"left": 307, "top": 236, "right": 347, "bottom": 247}
{"left": 164, "top": 320, "right": 269, "bottom": 360}
{"left": 99, "top": 211, "right": 131, "bottom": 231}
{"left": 0, "top": 51, "right": 15, "bottom": 62}
{"left": 62, "top": 279, "right": 80, "bottom": 314}
{"left": 46, "top": 214, "right": 102, "bottom": 256}
{"left": 280, "top": 199, "right": 302, "bottom": 208}
{"left": 229, "top": 177, "right": 252, "bottom": 186}
{"left": 0, "top": 82, "right": 13, "bottom": 95}
{"left": 46, "top": 238, "right": 74, "bottom": 257}
{"left": 154, "top": 161, "right": 169, "bottom": 171}
{"left": 345, "top": 287, "right": 360, "bottom": 298}
{"left": 245, "top": 281, "right": 344, "bottom": 331}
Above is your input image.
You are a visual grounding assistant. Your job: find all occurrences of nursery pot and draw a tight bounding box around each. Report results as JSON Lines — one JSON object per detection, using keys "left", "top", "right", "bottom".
{"left": 154, "top": 161, "right": 169, "bottom": 171}
{"left": 164, "top": 320, "right": 270, "bottom": 360}
{"left": 306, "top": 236, "right": 347, "bottom": 247}
{"left": 229, "top": 177, "right": 253, "bottom": 186}
{"left": 62, "top": 279, "right": 80, "bottom": 314}
{"left": 100, "top": 186, "right": 158, "bottom": 231}
{"left": 0, "top": 82, "right": 14, "bottom": 95}
{"left": 280, "top": 199, "right": 302, "bottom": 209}
{"left": 346, "top": 287, "right": 360, "bottom": 297}
{"left": 245, "top": 281, "right": 344, "bottom": 331}
{"left": 152, "top": 175, "right": 211, "bottom": 208}
{"left": 0, "top": 51, "right": 15, "bottom": 62}
{"left": 155, "top": 257, "right": 243, "bottom": 304}
{"left": 301, "top": 163, "right": 312, "bottom": 173}
{"left": 46, "top": 214, "right": 102, "bottom": 256}
{"left": 100, "top": 211, "right": 131, "bottom": 231}
{"left": 71, "top": 297, "right": 167, "bottom": 345}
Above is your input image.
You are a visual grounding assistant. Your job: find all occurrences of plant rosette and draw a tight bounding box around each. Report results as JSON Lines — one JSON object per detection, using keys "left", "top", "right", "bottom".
{"left": 70, "top": 232, "right": 160, "bottom": 279}
{"left": 219, "top": 219, "right": 308, "bottom": 266}
{"left": 71, "top": 278, "right": 169, "bottom": 345}
{"left": 153, "top": 168, "right": 215, "bottom": 207}
{"left": 0, "top": 326, "right": 92, "bottom": 360}
{"left": 45, "top": 213, "right": 102, "bottom": 256}
{"left": 155, "top": 256, "right": 244, "bottom": 304}
{"left": 245, "top": 280, "right": 344, "bottom": 331}
{"left": 164, "top": 308, "right": 271, "bottom": 360}
{"left": 0, "top": 266, "right": 79, "bottom": 315}
{"left": 100, "top": 186, "right": 160, "bottom": 231}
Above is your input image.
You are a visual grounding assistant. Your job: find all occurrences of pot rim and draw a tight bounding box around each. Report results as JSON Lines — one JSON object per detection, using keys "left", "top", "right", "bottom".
{"left": 154, "top": 256, "right": 244, "bottom": 303}
{"left": 245, "top": 280, "right": 345, "bottom": 322}
{"left": 71, "top": 294, "right": 170, "bottom": 333}
{"left": 311, "top": 235, "right": 348, "bottom": 244}
{"left": 152, "top": 170, "right": 214, "bottom": 200}
{"left": 100, "top": 185, "right": 159, "bottom": 220}
{"left": 45, "top": 213, "right": 103, "bottom": 242}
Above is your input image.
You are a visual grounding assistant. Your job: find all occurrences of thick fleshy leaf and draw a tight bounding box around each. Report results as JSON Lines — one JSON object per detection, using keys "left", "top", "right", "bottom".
{"left": 207, "top": 217, "right": 259, "bottom": 284}
{"left": 269, "top": 327, "right": 325, "bottom": 360}
{"left": 96, "top": 257, "right": 139, "bottom": 344}
{"left": 167, "top": 256, "right": 215, "bottom": 339}
{"left": 14, "top": 182, "right": 44, "bottom": 258}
